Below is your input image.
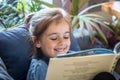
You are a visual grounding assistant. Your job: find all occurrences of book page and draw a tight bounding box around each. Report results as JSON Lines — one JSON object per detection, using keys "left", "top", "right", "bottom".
{"left": 46, "top": 54, "right": 118, "bottom": 80}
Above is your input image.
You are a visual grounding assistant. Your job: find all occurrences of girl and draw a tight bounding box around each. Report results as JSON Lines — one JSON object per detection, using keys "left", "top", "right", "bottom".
{"left": 26, "top": 8, "right": 116, "bottom": 80}
{"left": 26, "top": 8, "right": 71, "bottom": 80}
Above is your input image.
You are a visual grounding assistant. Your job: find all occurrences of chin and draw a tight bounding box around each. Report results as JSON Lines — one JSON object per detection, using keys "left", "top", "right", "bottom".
{"left": 50, "top": 54, "right": 59, "bottom": 58}
{"left": 50, "top": 54, "right": 57, "bottom": 58}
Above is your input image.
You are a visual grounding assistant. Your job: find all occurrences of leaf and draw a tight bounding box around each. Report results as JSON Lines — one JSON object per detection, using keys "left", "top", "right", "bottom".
{"left": 71, "top": 0, "right": 89, "bottom": 16}
{"left": 74, "top": 12, "right": 113, "bottom": 44}
{"left": 72, "top": 16, "right": 79, "bottom": 29}
{"left": 88, "top": 20, "right": 108, "bottom": 44}
{"left": 78, "top": 3, "right": 103, "bottom": 15}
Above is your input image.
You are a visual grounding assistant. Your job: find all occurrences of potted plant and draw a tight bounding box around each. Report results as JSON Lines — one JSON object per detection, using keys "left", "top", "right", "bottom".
{"left": 61, "top": 0, "right": 116, "bottom": 49}
{"left": 0, "top": 0, "right": 56, "bottom": 30}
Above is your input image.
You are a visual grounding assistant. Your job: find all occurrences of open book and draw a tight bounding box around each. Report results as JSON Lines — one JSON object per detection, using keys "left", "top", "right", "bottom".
{"left": 46, "top": 48, "right": 120, "bottom": 80}
{"left": 113, "top": 42, "right": 120, "bottom": 79}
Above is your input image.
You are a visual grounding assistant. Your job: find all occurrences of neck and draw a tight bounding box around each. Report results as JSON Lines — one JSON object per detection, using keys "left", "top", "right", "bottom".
{"left": 34, "top": 48, "right": 50, "bottom": 65}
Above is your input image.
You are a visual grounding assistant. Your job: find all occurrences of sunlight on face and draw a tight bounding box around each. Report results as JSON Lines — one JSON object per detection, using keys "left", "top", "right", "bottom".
{"left": 37, "top": 20, "right": 71, "bottom": 57}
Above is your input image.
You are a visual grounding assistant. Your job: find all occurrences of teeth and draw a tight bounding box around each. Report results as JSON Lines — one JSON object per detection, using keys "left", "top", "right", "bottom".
{"left": 55, "top": 48, "right": 64, "bottom": 52}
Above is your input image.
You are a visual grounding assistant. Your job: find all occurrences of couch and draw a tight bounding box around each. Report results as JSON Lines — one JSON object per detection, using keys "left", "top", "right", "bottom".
{"left": 0, "top": 24, "right": 80, "bottom": 80}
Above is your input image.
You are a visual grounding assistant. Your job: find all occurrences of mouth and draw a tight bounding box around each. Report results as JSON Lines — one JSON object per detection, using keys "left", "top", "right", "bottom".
{"left": 54, "top": 47, "right": 67, "bottom": 53}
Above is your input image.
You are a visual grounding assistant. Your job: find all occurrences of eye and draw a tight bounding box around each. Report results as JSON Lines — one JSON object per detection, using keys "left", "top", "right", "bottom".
{"left": 50, "top": 37, "right": 57, "bottom": 40}
{"left": 64, "top": 33, "right": 70, "bottom": 39}
{"left": 64, "top": 36, "right": 70, "bottom": 39}
{"left": 49, "top": 35, "right": 58, "bottom": 40}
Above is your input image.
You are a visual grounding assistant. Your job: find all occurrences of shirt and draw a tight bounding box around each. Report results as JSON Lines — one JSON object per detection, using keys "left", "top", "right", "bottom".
{"left": 27, "top": 49, "right": 49, "bottom": 80}
{"left": 27, "top": 58, "right": 48, "bottom": 80}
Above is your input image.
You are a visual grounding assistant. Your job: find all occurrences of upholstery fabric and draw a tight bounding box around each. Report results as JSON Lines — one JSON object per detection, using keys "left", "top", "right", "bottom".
{"left": 0, "top": 25, "right": 32, "bottom": 80}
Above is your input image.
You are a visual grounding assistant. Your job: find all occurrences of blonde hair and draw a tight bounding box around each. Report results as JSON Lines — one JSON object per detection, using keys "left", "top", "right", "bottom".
{"left": 28, "top": 8, "right": 71, "bottom": 39}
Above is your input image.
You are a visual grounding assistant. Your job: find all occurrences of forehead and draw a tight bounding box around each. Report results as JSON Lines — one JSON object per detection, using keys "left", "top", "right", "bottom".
{"left": 45, "top": 20, "right": 70, "bottom": 34}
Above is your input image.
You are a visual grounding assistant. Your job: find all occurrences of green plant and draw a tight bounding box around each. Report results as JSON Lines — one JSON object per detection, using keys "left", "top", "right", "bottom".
{"left": 72, "top": 1, "right": 115, "bottom": 44}
{"left": 0, "top": 0, "right": 19, "bottom": 30}
{"left": 0, "top": 0, "right": 56, "bottom": 30}
{"left": 106, "top": 18, "right": 120, "bottom": 49}
{"left": 112, "top": 19, "right": 120, "bottom": 40}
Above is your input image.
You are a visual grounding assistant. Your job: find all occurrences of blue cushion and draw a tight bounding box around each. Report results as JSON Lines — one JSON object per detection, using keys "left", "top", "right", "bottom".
{"left": 70, "top": 34, "right": 80, "bottom": 51}
{"left": 0, "top": 25, "right": 32, "bottom": 80}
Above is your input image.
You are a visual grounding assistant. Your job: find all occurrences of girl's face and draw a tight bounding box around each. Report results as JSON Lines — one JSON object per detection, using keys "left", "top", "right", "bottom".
{"left": 36, "top": 20, "right": 71, "bottom": 57}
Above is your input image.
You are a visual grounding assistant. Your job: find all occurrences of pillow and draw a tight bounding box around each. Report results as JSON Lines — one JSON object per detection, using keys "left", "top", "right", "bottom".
{"left": 70, "top": 34, "right": 80, "bottom": 51}
{"left": 0, "top": 25, "right": 32, "bottom": 80}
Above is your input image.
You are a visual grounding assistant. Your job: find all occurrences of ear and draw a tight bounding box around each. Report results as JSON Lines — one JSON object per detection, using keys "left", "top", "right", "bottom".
{"left": 31, "top": 36, "right": 41, "bottom": 48}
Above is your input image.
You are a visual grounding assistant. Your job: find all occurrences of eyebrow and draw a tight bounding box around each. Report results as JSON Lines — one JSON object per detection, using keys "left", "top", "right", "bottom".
{"left": 48, "top": 31, "right": 70, "bottom": 36}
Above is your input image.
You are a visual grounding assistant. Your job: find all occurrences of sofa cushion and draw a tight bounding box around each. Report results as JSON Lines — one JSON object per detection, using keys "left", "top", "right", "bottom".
{"left": 0, "top": 25, "right": 32, "bottom": 80}
{"left": 70, "top": 34, "right": 80, "bottom": 51}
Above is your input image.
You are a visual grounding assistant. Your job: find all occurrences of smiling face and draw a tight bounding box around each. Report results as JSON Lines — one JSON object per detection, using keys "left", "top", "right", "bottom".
{"left": 35, "top": 19, "right": 71, "bottom": 58}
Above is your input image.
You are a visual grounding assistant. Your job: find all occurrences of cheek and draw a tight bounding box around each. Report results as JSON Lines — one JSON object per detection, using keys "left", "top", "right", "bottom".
{"left": 43, "top": 40, "right": 56, "bottom": 49}
{"left": 67, "top": 39, "right": 71, "bottom": 46}
{"left": 48, "top": 42, "right": 57, "bottom": 50}
{"left": 40, "top": 42, "right": 55, "bottom": 56}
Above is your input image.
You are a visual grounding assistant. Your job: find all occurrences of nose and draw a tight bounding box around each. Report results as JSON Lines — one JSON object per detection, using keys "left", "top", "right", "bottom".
{"left": 58, "top": 38, "right": 65, "bottom": 45}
